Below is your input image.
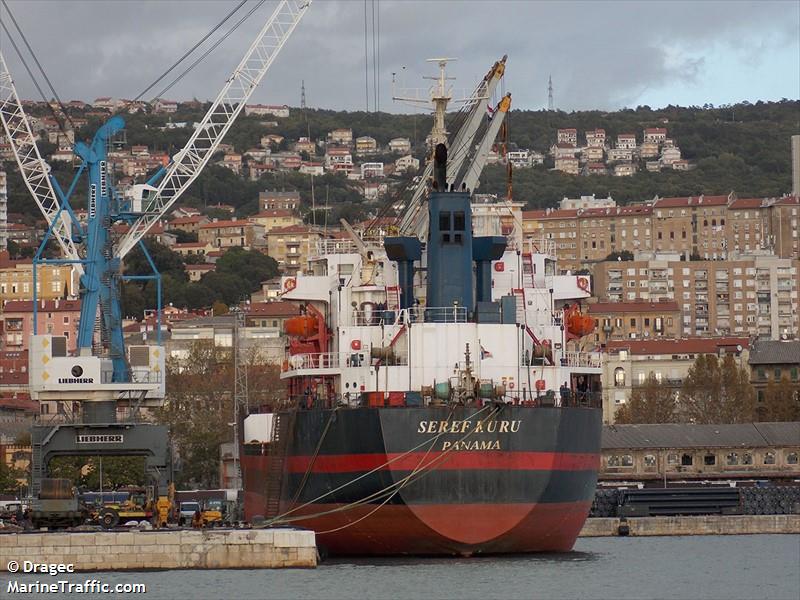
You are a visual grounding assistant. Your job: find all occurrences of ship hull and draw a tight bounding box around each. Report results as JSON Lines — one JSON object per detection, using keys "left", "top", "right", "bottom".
{"left": 242, "top": 404, "right": 601, "bottom": 556}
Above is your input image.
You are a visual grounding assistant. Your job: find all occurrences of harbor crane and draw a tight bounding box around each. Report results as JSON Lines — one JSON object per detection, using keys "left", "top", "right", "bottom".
{"left": 0, "top": 0, "right": 310, "bottom": 498}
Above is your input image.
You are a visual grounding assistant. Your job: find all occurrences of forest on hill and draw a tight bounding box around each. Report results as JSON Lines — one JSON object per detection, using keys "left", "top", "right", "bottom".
{"left": 2, "top": 99, "right": 798, "bottom": 223}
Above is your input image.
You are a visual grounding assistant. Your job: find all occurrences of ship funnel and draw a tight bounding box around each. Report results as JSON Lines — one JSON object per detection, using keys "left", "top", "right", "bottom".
{"left": 433, "top": 143, "right": 447, "bottom": 191}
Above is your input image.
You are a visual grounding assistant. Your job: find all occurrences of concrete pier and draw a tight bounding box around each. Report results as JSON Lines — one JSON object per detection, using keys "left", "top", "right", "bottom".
{"left": 0, "top": 528, "right": 317, "bottom": 571}
{"left": 580, "top": 514, "right": 800, "bottom": 537}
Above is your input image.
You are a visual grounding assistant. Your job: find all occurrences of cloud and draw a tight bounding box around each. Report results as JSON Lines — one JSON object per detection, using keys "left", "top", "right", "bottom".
{"left": 1, "top": 0, "right": 797, "bottom": 111}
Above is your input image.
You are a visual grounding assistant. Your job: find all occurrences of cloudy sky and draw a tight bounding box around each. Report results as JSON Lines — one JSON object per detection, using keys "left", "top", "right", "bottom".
{"left": 2, "top": 0, "right": 798, "bottom": 112}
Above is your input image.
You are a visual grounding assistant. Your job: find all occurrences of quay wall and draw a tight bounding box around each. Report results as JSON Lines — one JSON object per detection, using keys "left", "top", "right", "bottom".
{"left": 580, "top": 514, "right": 800, "bottom": 537}
{"left": 0, "top": 528, "right": 316, "bottom": 571}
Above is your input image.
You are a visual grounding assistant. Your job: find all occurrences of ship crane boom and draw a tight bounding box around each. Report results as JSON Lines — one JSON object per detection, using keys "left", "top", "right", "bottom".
{"left": 116, "top": 0, "right": 311, "bottom": 260}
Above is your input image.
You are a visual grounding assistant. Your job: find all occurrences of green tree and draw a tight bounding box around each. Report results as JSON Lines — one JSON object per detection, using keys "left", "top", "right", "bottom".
{"left": 680, "top": 354, "right": 756, "bottom": 423}
{"left": 615, "top": 374, "right": 677, "bottom": 424}
{"left": 216, "top": 247, "right": 279, "bottom": 291}
{"left": 0, "top": 461, "right": 22, "bottom": 495}
{"left": 761, "top": 377, "right": 800, "bottom": 422}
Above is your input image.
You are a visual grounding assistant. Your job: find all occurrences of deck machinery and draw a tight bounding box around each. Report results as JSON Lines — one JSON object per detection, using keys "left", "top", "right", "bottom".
{"left": 0, "top": 1, "right": 310, "bottom": 501}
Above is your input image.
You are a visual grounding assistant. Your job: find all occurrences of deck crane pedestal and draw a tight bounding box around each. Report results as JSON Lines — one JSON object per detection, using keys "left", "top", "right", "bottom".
{"left": 0, "top": 0, "right": 310, "bottom": 501}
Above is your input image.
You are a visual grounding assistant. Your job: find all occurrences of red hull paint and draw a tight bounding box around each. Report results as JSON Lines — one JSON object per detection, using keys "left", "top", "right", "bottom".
{"left": 285, "top": 501, "right": 592, "bottom": 555}
{"left": 285, "top": 451, "right": 600, "bottom": 473}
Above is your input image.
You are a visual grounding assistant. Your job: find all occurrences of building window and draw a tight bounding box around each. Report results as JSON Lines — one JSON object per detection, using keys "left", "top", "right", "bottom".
{"left": 774, "top": 368, "right": 782, "bottom": 380}
{"left": 644, "top": 455, "right": 656, "bottom": 467}
{"left": 742, "top": 453, "right": 753, "bottom": 465}
{"left": 758, "top": 368, "right": 766, "bottom": 380}
{"left": 787, "top": 452, "right": 799, "bottom": 465}
{"left": 726, "top": 452, "right": 739, "bottom": 466}
{"left": 667, "top": 453, "right": 679, "bottom": 465}
{"left": 614, "top": 368, "right": 626, "bottom": 387}
{"left": 607, "top": 455, "right": 620, "bottom": 467}
{"left": 681, "top": 453, "right": 693, "bottom": 466}
{"left": 764, "top": 451, "right": 776, "bottom": 465}
{"left": 704, "top": 454, "right": 716, "bottom": 466}
{"left": 621, "top": 455, "right": 634, "bottom": 467}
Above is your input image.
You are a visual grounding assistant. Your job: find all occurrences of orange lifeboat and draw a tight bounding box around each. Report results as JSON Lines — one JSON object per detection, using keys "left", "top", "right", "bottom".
{"left": 566, "top": 311, "right": 596, "bottom": 338}
{"left": 284, "top": 315, "right": 317, "bottom": 338}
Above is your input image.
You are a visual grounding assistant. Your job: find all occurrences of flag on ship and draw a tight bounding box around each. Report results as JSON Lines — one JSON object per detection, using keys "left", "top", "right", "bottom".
{"left": 486, "top": 104, "right": 495, "bottom": 121}
{"left": 480, "top": 345, "right": 493, "bottom": 359}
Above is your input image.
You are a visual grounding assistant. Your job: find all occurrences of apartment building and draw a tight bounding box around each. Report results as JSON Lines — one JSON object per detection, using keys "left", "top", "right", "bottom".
{"left": 587, "top": 301, "right": 681, "bottom": 345}
{"left": 355, "top": 136, "right": 378, "bottom": 156}
{"left": 198, "top": 219, "right": 265, "bottom": 250}
{"left": 1, "top": 299, "right": 81, "bottom": 352}
{"left": 521, "top": 195, "right": 800, "bottom": 270}
{"left": 0, "top": 171, "right": 7, "bottom": 252}
{"left": 593, "top": 255, "right": 800, "bottom": 340}
{"left": 748, "top": 340, "right": 800, "bottom": 406}
{"left": 0, "top": 260, "right": 76, "bottom": 303}
{"left": 249, "top": 209, "right": 303, "bottom": 232}
{"left": 167, "top": 215, "right": 209, "bottom": 234}
{"left": 259, "top": 191, "right": 301, "bottom": 212}
{"left": 602, "top": 336, "right": 750, "bottom": 423}
{"left": 265, "top": 225, "right": 323, "bottom": 275}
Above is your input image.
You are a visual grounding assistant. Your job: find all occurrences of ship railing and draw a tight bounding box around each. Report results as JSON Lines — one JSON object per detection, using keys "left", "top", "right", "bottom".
{"left": 314, "top": 239, "right": 361, "bottom": 255}
{"left": 502, "top": 390, "right": 603, "bottom": 409}
{"left": 522, "top": 236, "right": 557, "bottom": 258}
{"left": 284, "top": 352, "right": 345, "bottom": 371}
{"left": 401, "top": 306, "right": 469, "bottom": 324}
{"left": 352, "top": 308, "right": 396, "bottom": 326}
{"left": 560, "top": 351, "right": 603, "bottom": 368}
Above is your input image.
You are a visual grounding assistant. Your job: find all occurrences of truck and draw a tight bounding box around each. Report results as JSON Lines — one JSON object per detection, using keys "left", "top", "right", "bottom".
{"left": 30, "top": 478, "right": 87, "bottom": 529}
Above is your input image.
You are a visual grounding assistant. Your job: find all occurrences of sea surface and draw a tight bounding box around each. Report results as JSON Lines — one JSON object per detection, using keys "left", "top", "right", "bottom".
{"left": 2, "top": 534, "right": 798, "bottom": 600}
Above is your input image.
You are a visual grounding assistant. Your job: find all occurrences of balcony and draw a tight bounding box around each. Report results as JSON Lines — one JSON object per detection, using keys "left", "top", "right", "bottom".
{"left": 560, "top": 351, "right": 603, "bottom": 369}
{"left": 695, "top": 271, "right": 708, "bottom": 280}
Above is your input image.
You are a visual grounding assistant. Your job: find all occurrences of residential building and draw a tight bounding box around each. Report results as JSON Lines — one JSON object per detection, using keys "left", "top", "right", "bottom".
{"left": 602, "top": 337, "right": 750, "bottom": 423}
{"left": 643, "top": 128, "right": 667, "bottom": 144}
{"left": 186, "top": 263, "right": 216, "bottom": 282}
{"left": 171, "top": 242, "right": 214, "bottom": 258}
{"left": 614, "top": 162, "right": 637, "bottom": 177}
{"left": 395, "top": 155, "right": 420, "bottom": 174}
{"left": 672, "top": 160, "right": 691, "bottom": 171}
{"left": 557, "top": 128, "right": 578, "bottom": 145}
{"left": 259, "top": 191, "right": 300, "bottom": 212}
{"left": 355, "top": 136, "right": 378, "bottom": 156}
{"left": 153, "top": 98, "right": 178, "bottom": 113}
{"left": 221, "top": 153, "right": 243, "bottom": 175}
{"left": 249, "top": 209, "right": 303, "bottom": 232}
{"left": 554, "top": 156, "right": 579, "bottom": 175}
{"left": 361, "top": 162, "right": 385, "bottom": 178}
{"left": 244, "top": 300, "right": 300, "bottom": 329}
{"left": 646, "top": 161, "right": 662, "bottom": 172}
{"left": 0, "top": 259, "right": 76, "bottom": 302}
{"left": 607, "top": 148, "right": 633, "bottom": 162}
{"left": 166, "top": 215, "right": 209, "bottom": 235}
{"left": 592, "top": 255, "right": 800, "bottom": 339}
{"left": 265, "top": 225, "right": 323, "bottom": 275}
{"left": 660, "top": 146, "right": 682, "bottom": 165}
{"left": 299, "top": 162, "right": 324, "bottom": 176}
{"left": 325, "top": 147, "right": 354, "bottom": 173}
{"left": 616, "top": 133, "right": 637, "bottom": 150}
{"left": 92, "top": 97, "right": 117, "bottom": 111}
{"left": 327, "top": 128, "right": 353, "bottom": 147}
{"left": 388, "top": 137, "right": 411, "bottom": 154}
{"left": 507, "top": 150, "right": 534, "bottom": 168}
{"left": 293, "top": 137, "right": 316, "bottom": 154}
{"left": 244, "top": 104, "right": 290, "bottom": 118}
{"left": 639, "top": 141, "right": 660, "bottom": 159}
{"left": 748, "top": 339, "right": 800, "bottom": 409}
{"left": 260, "top": 134, "right": 284, "bottom": 148}
{"left": 582, "top": 146, "right": 604, "bottom": 163}
{"left": 1, "top": 299, "right": 81, "bottom": 352}
{"left": 198, "top": 219, "right": 265, "bottom": 250}
{"left": 583, "top": 163, "right": 607, "bottom": 176}
{"left": 559, "top": 195, "right": 616, "bottom": 210}
{"left": 553, "top": 143, "right": 578, "bottom": 159}
{"left": 585, "top": 128, "right": 606, "bottom": 148}
{"left": 587, "top": 301, "right": 681, "bottom": 344}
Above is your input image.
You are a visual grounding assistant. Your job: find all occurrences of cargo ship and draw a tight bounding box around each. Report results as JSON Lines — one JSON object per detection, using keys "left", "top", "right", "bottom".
{"left": 241, "top": 58, "right": 603, "bottom": 556}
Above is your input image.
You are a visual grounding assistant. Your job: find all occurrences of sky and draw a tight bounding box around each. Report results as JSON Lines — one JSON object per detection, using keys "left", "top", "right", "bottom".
{"left": 1, "top": 0, "right": 798, "bottom": 113}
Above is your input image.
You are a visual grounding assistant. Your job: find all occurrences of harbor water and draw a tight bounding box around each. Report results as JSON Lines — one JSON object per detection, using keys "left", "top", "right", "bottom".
{"left": 2, "top": 534, "right": 797, "bottom": 599}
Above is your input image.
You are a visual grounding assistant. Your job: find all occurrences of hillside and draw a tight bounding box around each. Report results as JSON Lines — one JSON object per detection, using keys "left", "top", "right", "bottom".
{"left": 2, "top": 100, "right": 798, "bottom": 221}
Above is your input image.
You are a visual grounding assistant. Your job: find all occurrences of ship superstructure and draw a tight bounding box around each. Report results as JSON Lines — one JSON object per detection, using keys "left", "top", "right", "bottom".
{"left": 242, "top": 58, "right": 603, "bottom": 556}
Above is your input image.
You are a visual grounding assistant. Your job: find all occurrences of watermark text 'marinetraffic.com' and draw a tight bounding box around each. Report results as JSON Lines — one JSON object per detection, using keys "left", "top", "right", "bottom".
{"left": 6, "top": 561, "right": 146, "bottom": 594}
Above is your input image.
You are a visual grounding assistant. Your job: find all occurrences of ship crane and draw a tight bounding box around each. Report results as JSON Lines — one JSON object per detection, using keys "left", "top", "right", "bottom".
{"left": 0, "top": 0, "right": 310, "bottom": 498}
{"left": 393, "top": 56, "right": 509, "bottom": 238}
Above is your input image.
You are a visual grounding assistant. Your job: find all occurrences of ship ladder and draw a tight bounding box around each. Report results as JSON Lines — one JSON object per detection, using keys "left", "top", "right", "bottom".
{"left": 264, "top": 412, "right": 295, "bottom": 518}
{"left": 521, "top": 253, "right": 534, "bottom": 288}
{"left": 385, "top": 286, "right": 401, "bottom": 312}
{"left": 512, "top": 288, "right": 526, "bottom": 324}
